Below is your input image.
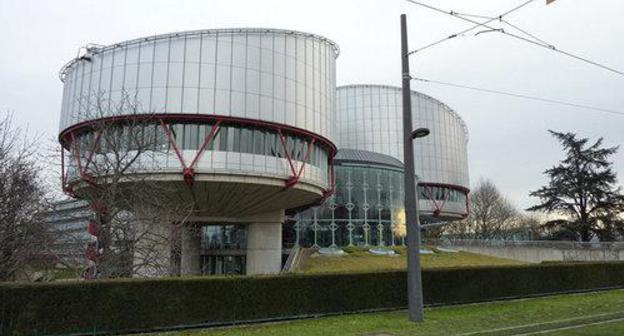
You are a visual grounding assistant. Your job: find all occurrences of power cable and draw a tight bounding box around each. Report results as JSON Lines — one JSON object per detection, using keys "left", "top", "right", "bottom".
{"left": 406, "top": 0, "right": 536, "bottom": 55}
{"left": 404, "top": 0, "right": 624, "bottom": 77}
{"left": 457, "top": 13, "right": 553, "bottom": 47}
{"left": 449, "top": 12, "right": 492, "bottom": 20}
{"left": 499, "top": 19, "right": 551, "bottom": 47}
{"left": 447, "top": 12, "right": 551, "bottom": 46}
{"left": 412, "top": 77, "right": 624, "bottom": 117}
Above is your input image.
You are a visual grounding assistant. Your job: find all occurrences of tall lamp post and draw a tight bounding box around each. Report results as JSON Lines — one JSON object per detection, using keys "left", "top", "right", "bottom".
{"left": 401, "top": 13, "right": 430, "bottom": 322}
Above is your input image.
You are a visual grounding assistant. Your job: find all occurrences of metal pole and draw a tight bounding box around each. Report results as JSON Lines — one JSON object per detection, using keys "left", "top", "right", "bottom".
{"left": 401, "top": 13, "right": 425, "bottom": 322}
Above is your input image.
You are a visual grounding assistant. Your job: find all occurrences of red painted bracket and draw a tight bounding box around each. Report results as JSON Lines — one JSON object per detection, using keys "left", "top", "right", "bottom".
{"left": 321, "top": 154, "right": 336, "bottom": 199}
{"left": 84, "top": 266, "right": 97, "bottom": 280}
{"left": 424, "top": 185, "right": 450, "bottom": 217}
{"left": 90, "top": 201, "right": 109, "bottom": 215}
{"left": 159, "top": 119, "right": 221, "bottom": 187}
{"left": 87, "top": 220, "right": 99, "bottom": 237}
{"left": 85, "top": 243, "right": 99, "bottom": 261}
{"left": 278, "top": 130, "right": 316, "bottom": 190}
{"left": 60, "top": 146, "right": 75, "bottom": 196}
{"left": 64, "top": 131, "right": 102, "bottom": 190}
{"left": 418, "top": 182, "right": 470, "bottom": 218}
{"left": 59, "top": 114, "right": 338, "bottom": 209}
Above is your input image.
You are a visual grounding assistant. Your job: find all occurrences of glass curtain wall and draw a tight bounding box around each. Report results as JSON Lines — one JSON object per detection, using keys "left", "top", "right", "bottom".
{"left": 73, "top": 122, "right": 330, "bottom": 170}
{"left": 199, "top": 224, "right": 247, "bottom": 275}
{"left": 293, "top": 163, "right": 405, "bottom": 248}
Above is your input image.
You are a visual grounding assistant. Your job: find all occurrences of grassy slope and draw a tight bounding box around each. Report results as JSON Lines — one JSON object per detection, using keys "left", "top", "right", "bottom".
{"left": 147, "top": 289, "right": 624, "bottom": 336}
{"left": 528, "top": 320, "right": 624, "bottom": 335}
{"left": 296, "top": 247, "right": 524, "bottom": 274}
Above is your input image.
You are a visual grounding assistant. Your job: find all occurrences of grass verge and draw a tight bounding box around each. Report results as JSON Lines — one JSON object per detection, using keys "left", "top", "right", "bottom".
{"left": 144, "top": 289, "right": 624, "bottom": 336}
{"left": 296, "top": 247, "right": 524, "bottom": 274}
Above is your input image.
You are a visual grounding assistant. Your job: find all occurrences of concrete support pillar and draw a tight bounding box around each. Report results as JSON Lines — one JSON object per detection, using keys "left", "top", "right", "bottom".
{"left": 246, "top": 210, "right": 284, "bottom": 275}
{"left": 181, "top": 225, "right": 201, "bottom": 276}
{"left": 133, "top": 214, "right": 172, "bottom": 277}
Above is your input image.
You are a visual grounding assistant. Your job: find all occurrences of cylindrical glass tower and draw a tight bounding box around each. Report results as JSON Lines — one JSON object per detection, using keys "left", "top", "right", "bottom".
{"left": 335, "top": 85, "right": 469, "bottom": 222}
{"left": 58, "top": 28, "right": 340, "bottom": 276}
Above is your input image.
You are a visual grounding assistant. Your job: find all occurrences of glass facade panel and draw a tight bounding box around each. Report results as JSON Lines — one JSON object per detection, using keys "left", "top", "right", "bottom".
{"left": 201, "top": 255, "right": 246, "bottom": 276}
{"left": 59, "top": 29, "right": 338, "bottom": 147}
{"left": 68, "top": 120, "right": 332, "bottom": 187}
{"left": 199, "top": 223, "right": 247, "bottom": 276}
{"left": 291, "top": 161, "right": 405, "bottom": 248}
{"left": 333, "top": 85, "right": 470, "bottom": 220}
{"left": 200, "top": 224, "right": 247, "bottom": 250}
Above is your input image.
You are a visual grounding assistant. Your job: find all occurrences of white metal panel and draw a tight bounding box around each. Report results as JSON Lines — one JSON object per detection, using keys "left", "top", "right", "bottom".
{"left": 60, "top": 29, "right": 337, "bottom": 136}
{"left": 335, "top": 85, "right": 469, "bottom": 191}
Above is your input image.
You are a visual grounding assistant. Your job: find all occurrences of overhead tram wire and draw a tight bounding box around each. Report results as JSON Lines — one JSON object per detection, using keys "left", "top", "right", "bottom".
{"left": 411, "top": 77, "right": 624, "bottom": 117}
{"left": 404, "top": 0, "right": 624, "bottom": 77}
{"left": 498, "top": 19, "right": 551, "bottom": 47}
{"left": 454, "top": 12, "right": 553, "bottom": 47}
{"left": 405, "top": 0, "right": 537, "bottom": 55}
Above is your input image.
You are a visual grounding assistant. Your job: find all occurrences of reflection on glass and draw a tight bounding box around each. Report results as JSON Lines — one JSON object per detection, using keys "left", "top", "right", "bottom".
{"left": 201, "top": 224, "right": 247, "bottom": 250}
{"left": 201, "top": 255, "right": 246, "bottom": 276}
{"left": 294, "top": 163, "right": 404, "bottom": 248}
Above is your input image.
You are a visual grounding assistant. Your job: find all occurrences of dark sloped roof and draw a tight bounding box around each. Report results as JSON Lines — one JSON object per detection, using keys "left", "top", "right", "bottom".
{"left": 335, "top": 149, "right": 403, "bottom": 170}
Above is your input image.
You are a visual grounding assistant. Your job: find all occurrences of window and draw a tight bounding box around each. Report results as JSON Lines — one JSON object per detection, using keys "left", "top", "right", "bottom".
{"left": 184, "top": 124, "right": 199, "bottom": 150}
{"left": 286, "top": 136, "right": 295, "bottom": 158}
{"left": 78, "top": 121, "right": 330, "bottom": 169}
{"left": 240, "top": 127, "right": 252, "bottom": 154}
{"left": 200, "top": 224, "right": 247, "bottom": 250}
{"left": 172, "top": 124, "right": 184, "bottom": 150}
{"left": 265, "top": 132, "right": 276, "bottom": 157}
{"left": 253, "top": 129, "right": 265, "bottom": 155}
{"left": 218, "top": 125, "right": 228, "bottom": 151}
{"left": 230, "top": 127, "right": 240, "bottom": 152}
{"left": 201, "top": 255, "right": 246, "bottom": 275}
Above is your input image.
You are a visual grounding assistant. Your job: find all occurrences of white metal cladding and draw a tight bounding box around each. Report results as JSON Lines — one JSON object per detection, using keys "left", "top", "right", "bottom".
{"left": 59, "top": 29, "right": 339, "bottom": 191}
{"left": 335, "top": 84, "right": 469, "bottom": 191}
{"left": 63, "top": 122, "right": 331, "bottom": 189}
{"left": 67, "top": 123, "right": 330, "bottom": 189}
{"left": 58, "top": 28, "right": 339, "bottom": 140}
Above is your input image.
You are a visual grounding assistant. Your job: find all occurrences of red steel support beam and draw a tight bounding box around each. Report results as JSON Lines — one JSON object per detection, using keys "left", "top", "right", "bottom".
{"left": 420, "top": 183, "right": 469, "bottom": 218}
{"left": 69, "top": 132, "right": 84, "bottom": 174}
{"left": 278, "top": 130, "right": 298, "bottom": 177}
{"left": 83, "top": 129, "right": 102, "bottom": 172}
{"left": 60, "top": 145, "right": 70, "bottom": 194}
{"left": 158, "top": 118, "right": 224, "bottom": 187}
{"left": 296, "top": 138, "right": 315, "bottom": 178}
{"left": 319, "top": 154, "right": 336, "bottom": 202}
{"left": 67, "top": 131, "right": 99, "bottom": 186}
{"left": 279, "top": 132, "right": 317, "bottom": 190}
{"left": 158, "top": 119, "right": 187, "bottom": 169}
{"left": 60, "top": 114, "right": 338, "bottom": 203}
{"left": 188, "top": 119, "right": 222, "bottom": 171}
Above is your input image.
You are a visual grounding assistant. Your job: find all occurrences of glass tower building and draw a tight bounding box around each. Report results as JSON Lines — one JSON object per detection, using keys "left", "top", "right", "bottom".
{"left": 56, "top": 29, "right": 470, "bottom": 276}
{"left": 291, "top": 149, "right": 405, "bottom": 248}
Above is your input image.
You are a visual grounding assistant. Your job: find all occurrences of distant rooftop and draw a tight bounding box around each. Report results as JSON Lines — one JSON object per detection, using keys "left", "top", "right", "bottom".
{"left": 334, "top": 149, "right": 403, "bottom": 170}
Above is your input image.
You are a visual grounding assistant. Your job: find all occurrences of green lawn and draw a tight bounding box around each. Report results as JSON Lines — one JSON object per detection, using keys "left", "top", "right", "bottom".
{"left": 142, "top": 289, "right": 624, "bottom": 336}
{"left": 296, "top": 247, "right": 524, "bottom": 274}
{"left": 526, "top": 319, "right": 624, "bottom": 335}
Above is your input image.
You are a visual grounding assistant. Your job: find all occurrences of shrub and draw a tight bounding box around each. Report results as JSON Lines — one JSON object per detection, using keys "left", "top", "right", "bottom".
{"left": 1, "top": 262, "right": 623, "bottom": 335}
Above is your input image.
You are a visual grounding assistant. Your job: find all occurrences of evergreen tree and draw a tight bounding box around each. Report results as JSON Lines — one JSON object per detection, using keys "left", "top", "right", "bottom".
{"left": 527, "top": 131, "right": 624, "bottom": 241}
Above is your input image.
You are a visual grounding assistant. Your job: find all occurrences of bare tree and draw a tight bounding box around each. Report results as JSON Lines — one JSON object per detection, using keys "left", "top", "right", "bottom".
{"left": 444, "top": 179, "right": 519, "bottom": 239}
{"left": 0, "top": 113, "right": 52, "bottom": 281}
{"left": 61, "top": 93, "right": 193, "bottom": 278}
{"left": 471, "top": 179, "right": 518, "bottom": 238}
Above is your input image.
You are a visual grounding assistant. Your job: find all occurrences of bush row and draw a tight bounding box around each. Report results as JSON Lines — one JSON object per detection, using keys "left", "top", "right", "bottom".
{"left": 1, "top": 262, "right": 624, "bottom": 335}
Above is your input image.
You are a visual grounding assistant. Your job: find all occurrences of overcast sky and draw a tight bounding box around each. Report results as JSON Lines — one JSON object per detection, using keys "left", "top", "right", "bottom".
{"left": 1, "top": 0, "right": 622, "bottom": 210}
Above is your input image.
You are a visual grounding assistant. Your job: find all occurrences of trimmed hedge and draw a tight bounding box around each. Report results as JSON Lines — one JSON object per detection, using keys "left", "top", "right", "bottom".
{"left": 2, "top": 262, "right": 624, "bottom": 335}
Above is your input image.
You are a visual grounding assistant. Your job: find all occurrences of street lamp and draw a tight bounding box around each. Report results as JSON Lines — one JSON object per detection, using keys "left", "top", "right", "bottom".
{"left": 401, "top": 13, "right": 430, "bottom": 322}
{"left": 412, "top": 128, "right": 430, "bottom": 139}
